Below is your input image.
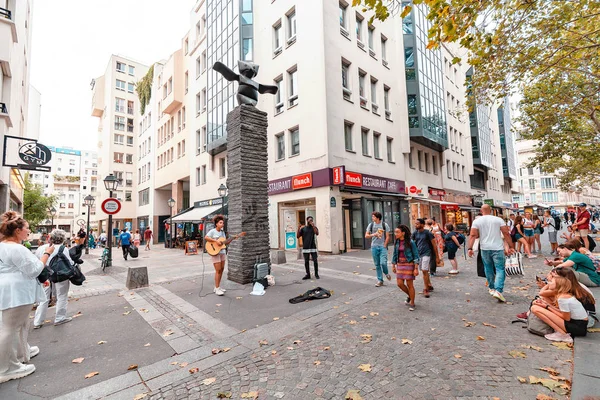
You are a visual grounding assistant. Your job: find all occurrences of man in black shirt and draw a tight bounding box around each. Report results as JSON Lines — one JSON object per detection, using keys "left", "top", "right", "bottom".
{"left": 297, "top": 216, "right": 319, "bottom": 280}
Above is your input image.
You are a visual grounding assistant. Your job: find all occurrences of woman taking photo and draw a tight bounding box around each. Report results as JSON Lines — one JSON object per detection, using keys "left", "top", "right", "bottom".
{"left": 532, "top": 214, "right": 542, "bottom": 253}
{"left": 514, "top": 216, "right": 535, "bottom": 258}
{"left": 0, "top": 211, "right": 54, "bottom": 383}
{"left": 391, "top": 225, "right": 420, "bottom": 311}
{"left": 531, "top": 276, "right": 589, "bottom": 343}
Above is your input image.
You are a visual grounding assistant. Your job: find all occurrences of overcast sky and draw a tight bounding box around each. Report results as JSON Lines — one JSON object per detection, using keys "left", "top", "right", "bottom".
{"left": 30, "top": 0, "right": 192, "bottom": 151}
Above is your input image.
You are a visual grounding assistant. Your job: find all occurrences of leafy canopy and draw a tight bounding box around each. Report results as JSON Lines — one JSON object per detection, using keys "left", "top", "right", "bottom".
{"left": 354, "top": 0, "right": 600, "bottom": 188}
{"left": 23, "top": 174, "right": 57, "bottom": 230}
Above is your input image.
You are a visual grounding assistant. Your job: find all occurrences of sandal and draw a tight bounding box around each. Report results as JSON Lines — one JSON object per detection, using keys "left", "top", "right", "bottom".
{"left": 423, "top": 290, "right": 430, "bottom": 298}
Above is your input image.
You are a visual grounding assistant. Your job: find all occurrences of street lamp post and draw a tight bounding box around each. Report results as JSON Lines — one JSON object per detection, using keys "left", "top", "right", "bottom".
{"left": 218, "top": 184, "right": 227, "bottom": 232}
{"left": 167, "top": 198, "right": 175, "bottom": 248}
{"left": 103, "top": 174, "right": 119, "bottom": 268}
{"left": 83, "top": 195, "right": 95, "bottom": 255}
{"left": 48, "top": 207, "right": 56, "bottom": 231}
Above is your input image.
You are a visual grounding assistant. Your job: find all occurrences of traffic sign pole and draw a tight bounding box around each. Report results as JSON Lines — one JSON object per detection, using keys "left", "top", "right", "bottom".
{"left": 101, "top": 197, "right": 122, "bottom": 268}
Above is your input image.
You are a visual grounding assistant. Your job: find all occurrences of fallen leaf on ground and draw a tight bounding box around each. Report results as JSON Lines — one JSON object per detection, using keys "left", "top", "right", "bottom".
{"left": 464, "top": 321, "right": 476, "bottom": 327}
{"left": 222, "top": 347, "right": 231, "bottom": 352}
{"left": 287, "top": 347, "right": 294, "bottom": 350}
{"left": 241, "top": 392, "right": 259, "bottom": 399}
{"left": 72, "top": 358, "right": 84, "bottom": 364}
{"left": 587, "top": 327, "right": 600, "bottom": 332}
{"left": 358, "top": 363, "right": 372, "bottom": 372}
{"left": 401, "top": 339, "right": 412, "bottom": 345}
{"left": 535, "top": 394, "right": 557, "bottom": 400}
{"left": 179, "top": 362, "right": 189, "bottom": 367}
{"left": 293, "top": 340, "right": 302, "bottom": 344}
{"left": 369, "top": 312, "right": 379, "bottom": 317}
{"left": 454, "top": 354, "right": 462, "bottom": 359}
{"left": 271, "top": 350, "right": 277, "bottom": 355}
{"left": 97, "top": 341, "right": 107, "bottom": 345}
{"left": 314, "top": 360, "right": 321, "bottom": 365}
{"left": 521, "top": 344, "right": 543, "bottom": 352}
{"left": 360, "top": 334, "right": 372, "bottom": 344}
{"left": 551, "top": 342, "right": 573, "bottom": 350}
{"left": 258, "top": 340, "right": 268, "bottom": 346}
{"left": 122, "top": 311, "right": 131, "bottom": 315}
{"left": 333, "top": 306, "right": 339, "bottom": 309}
{"left": 133, "top": 394, "right": 148, "bottom": 400}
{"left": 529, "top": 376, "right": 569, "bottom": 395}
{"left": 216, "top": 304, "right": 222, "bottom": 307}
{"left": 163, "top": 330, "right": 174, "bottom": 337}
{"left": 353, "top": 272, "right": 360, "bottom": 275}
{"left": 127, "top": 364, "right": 138, "bottom": 370}
{"left": 344, "top": 302, "right": 351, "bottom": 304}
{"left": 349, "top": 320, "right": 357, "bottom": 325}
{"left": 508, "top": 350, "right": 527, "bottom": 358}
{"left": 345, "top": 389, "right": 363, "bottom": 400}
{"left": 236, "top": 297, "right": 243, "bottom": 300}
{"left": 323, "top": 346, "right": 330, "bottom": 351}
{"left": 72, "top": 312, "right": 83, "bottom": 318}
{"left": 482, "top": 322, "right": 497, "bottom": 328}
{"left": 539, "top": 367, "right": 560, "bottom": 376}
{"left": 84, "top": 371, "right": 99, "bottom": 379}
{"left": 391, "top": 337, "right": 396, "bottom": 340}
{"left": 476, "top": 336, "right": 485, "bottom": 341}
{"left": 360, "top": 316, "right": 367, "bottom": 319}
{"left": 517, "top": 376, "right": 527, "bottom": 383}
{"left": 273, "top": 317, "right": 279, "bottom": 321}
{"left": 189, "top": 367, "right": 199, "bottom": 374}
{"left": 202, "top": 377, "right": 216, "bottom": 385}
{"left": 212, "top": 348, "right": 221, "bottom": 355}
{"left": 139, "top": 308, "right": 149, "bottom": 313}
{"left": 550, "top": 375, "right": 568, "bottom": 382}
{"left": 216, "top": 392, "right": 232, "bottom": 399}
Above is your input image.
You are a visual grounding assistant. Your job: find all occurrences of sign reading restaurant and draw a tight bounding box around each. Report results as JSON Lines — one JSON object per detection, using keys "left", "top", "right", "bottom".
{"left": 268, "top": 167, "right": 405, "bottom": 195}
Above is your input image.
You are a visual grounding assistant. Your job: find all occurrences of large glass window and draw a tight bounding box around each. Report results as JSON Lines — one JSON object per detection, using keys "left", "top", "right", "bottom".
{"left": 373, "top": 133, "right": 381, "bottom": 159}
{"left": 290, "top": 128, "right": 300, "bottom": 156}
{"left": 344, "top": 122, "right": 353, "bottom": 151}
{"left": 242, "top": 38, "right": 253, "bottom": 60}
{"left": 361, "top": 128, "right": 369, "bottom": 156}
{"left": 542, "top": 192, "right": 559, "bottom": 202}
{"left": 407, "top": 95, "right": 418, "bottom": 115}
{"left": 276, "top": 133, "right": 285, "bottom": 160}
{"left": 356, "top": 16, "right": 363, "bottom": 41}
{"left": 528, "top": 179, "right": 536, "bottom": 190}
{"left": 340, "top": 3, "right": 347, "bottom": 29}
{"left": 287, "top": 10, "right": 296, "bottom": 39}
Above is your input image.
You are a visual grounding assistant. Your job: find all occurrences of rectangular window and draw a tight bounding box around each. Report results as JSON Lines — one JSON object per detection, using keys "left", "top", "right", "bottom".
{"left": 356, "top": 14, "right": 363, "bottom": 42}
{"left": 184, "top": 38, "right": 189, "bottom": 54}
{"left": 288, "top": 67, "right": 298, "bottom": 106}
{"left": 185, "top": 71, "right": 189, "bottom": 93}
{"left": 202, "top": 89, "right": 207, "bottom": 111}
{"left": 128, "top": 65, "right": 135, "bottom": 75}
{"left": 115, "top": 98, "right": 125, "bottom": 113}
{"left": 287, "top": 10, "right": 297, "bottom": 40}
{"left": 386, "top": 137, "right": 393, "bottom": 162}
{"left": 127, "top": 82, "right": 134, "bottom": 93}
{"left": 540, "top": 177, "right": 556, "bottom": 189}
{"left": 126, "top": 136, "right": 133, "bottom": 146}
{"left": 384, "top": 86, "right": 390, "bottom": 112}
{"left": 125, "top": 172, "right": 133, "bottom": 187}
{"left": 196, "top": 93, "right": 202, "bottom": 114}
{"left": 196, "top": 56, "right": 202, "bottom": 77}
{"left": 409, "top": 147, "right": 414, "bottom": 169}
{"left": 276, "top": 133, "right": 285, "bottom": 160}
{"left": 219, "top": 158, "right": 226, "bottom": 178}
{"left": 290, "top": 127, "right": 300, "bottom": 156}
{"left": 417, "top": 150, "right": 423, "bottom": 171}
{"left": 201, "top": 165, "right": 207, "bottom": 185}
{"left": 139, "top": 188, "right": 150, "bottom": 206}
{"left": 116, "top": 62, "right": 126, "bottom": 72}
{"left": 114, "top": 152, "right": 124, "bottom": 163}
{"left": 116, "top": 79, "right": 126, "bottom": 91}
{"left": 125, "top": 191, "right": 132, "bottom": 202}
{"left": 242, "top": 38, "right": 253, "bottom": 61}
{"left": 432, "top": 155, "right": 438, "bottom": 175}
{"left": 530, "top": 193, "right": 537, "bottom": 203}
{"left": 114, "top": 116, "right": 125, "bottom": 131}
{"left": 126, "top": 154, "right": 133, "bottom": 164}
{"left": 344, "top": 122, "right": 353, "bottom": 151}
{"left": 370, "top": 78, "right": 377, "bottom": 110}
{"left": 127, "top": 118, "right": 134, "bottom": 133}
{"left": 542, "top": 192, "right": 559, "bottom": 203}
{"left": 275, "top": 77, "right": 284, "bottom": 113}
{"left": 114, "top": 134, "right": 124, "bottom": 145}
{"left": 528, "top": 167, "right": 534, "bottom": 175}
{"left": 407, "top": 94, "right": 417, "bottom": 115}
{"left": 196, "top": 167, "right": 201, "bottom": 185}
{"left": 342, "top": 60, "right": 351, "bottom": 100}
{"left": 381, "top": 36, "right": 387, "bottom": 61}
{"left": 368, "top": 26, "right": 375, "bottom": 50}
{"left": 425, "top": 153, "right": 430, "bottom": 173}
{"left": 361, "top": 128, "right": 369, "bottom": 156}
{"left": 447, "top": 160, "right": 451, "bottom": 178}
{"left": 373, "top": 133, "right": 381, "bottom": 159}
{"left": 127, "top": 100, "right": 134, "bottom": 115}
{"left": 339, "top": 3, "right": 347, "bottom": 29}
{"left": 273, "top": 23, "right": 282, "bottom": 53}
{"left": 529, "top": 178, "right": 536, "bottom": 190}
{"left": 359, "top": 71, "right": 366, "bottom": 106}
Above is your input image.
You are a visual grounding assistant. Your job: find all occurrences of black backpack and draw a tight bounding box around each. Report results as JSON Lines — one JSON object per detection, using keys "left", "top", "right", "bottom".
{"left": 553, "top": 216, "right": 562, "bottom": 231}
{"left": 49, "top": 245, "right": 75, "bottom": 283}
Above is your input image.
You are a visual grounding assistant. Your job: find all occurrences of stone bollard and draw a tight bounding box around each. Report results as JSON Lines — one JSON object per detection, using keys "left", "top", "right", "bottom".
{"left": 126, "top": 266, "right": 149, "bottom": 289}
{"left": 271, "top": 250, "right": 286, "bottom": 265}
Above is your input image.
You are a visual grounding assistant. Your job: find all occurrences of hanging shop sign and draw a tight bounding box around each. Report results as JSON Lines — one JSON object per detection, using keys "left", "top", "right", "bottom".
{"left": 484, "top": 199, "right": 494, "bottom": 206}
{"left": 429, "top": 188, "right": 446, "bottom": 197}
{"left": 441, "top": 204, "right": 459, "bottom": 211}
{"left": 3, "top": 135, "right": 53, "bottom": 172}
{"left": 332, "top": 166, "right": 345, "bottom": 185}
{"left": 344, "top": 171, "right": 405, "bottom": 193}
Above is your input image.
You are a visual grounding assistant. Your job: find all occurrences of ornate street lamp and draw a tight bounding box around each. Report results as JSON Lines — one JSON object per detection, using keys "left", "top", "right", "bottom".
{"left": 83, "top": 195, "right": 95, "bottom": 255}
{"left": 103, "top": 174, "right": 120, "bottom": 267}
{"left": 167, "top": 197, "right": 175, "bottom": 248}
{"left": 48, "top": 206, "right": 57, "bottom": 230}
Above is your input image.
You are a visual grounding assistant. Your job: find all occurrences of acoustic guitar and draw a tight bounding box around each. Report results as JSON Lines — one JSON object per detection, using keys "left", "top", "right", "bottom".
{"left": 204, "top": 232, "right": 246, "bottom": 256}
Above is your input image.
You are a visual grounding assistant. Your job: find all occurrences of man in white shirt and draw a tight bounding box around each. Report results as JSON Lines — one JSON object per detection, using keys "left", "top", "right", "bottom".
{"left": 543, "top": 210, "right": 559, "bottom": 255}
{"left": 467, "top": 204, "right": 515, "bottom": 302}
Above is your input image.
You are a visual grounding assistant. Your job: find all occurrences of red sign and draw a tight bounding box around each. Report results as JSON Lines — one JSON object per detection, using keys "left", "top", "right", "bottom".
{"left": 101, "top": 198, "right": 121, "bottom": 215}
{"left": 409, "top": 186, "right": 418, "bottom": 194}
{"left": 441, "top": 204, "right": 459, "bottom": 211}
{"left": 332, "top": 166, "right": 345, "bottom": 185}
{"left": 513, "top": 203, "right": 519, "bottom": 209}
{"left": 344, "top": 171, "right": 362, "bottom": 187}
{"left": 429, "top": 188, "right": 446, "bottom": 196}
{"left": 292, "top": 173, "right": 312, "bottom": 190}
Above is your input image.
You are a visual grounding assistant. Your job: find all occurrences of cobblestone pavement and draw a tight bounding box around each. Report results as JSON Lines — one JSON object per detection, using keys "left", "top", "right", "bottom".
{"left": 146, "top": 255, "right": 575, "bottom": 400}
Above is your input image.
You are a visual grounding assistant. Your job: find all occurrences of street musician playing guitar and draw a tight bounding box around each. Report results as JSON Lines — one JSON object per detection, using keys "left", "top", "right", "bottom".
{"left": 204, "top": 215, "right": 245, "bottom": 296}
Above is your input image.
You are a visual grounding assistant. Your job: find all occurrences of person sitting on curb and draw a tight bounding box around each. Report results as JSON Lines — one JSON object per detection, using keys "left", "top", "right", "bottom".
{"left": 531, "top": 275, "right": 589, "bottom": 343}
{"left": 545, "top": 242, "right": 600, "bottom": 287}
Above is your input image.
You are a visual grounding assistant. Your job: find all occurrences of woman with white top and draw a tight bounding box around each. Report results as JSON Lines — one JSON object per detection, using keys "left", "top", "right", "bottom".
{"left": 33, "top": 229, "right": 75, "bottom": 328}
{"left": 0, "top": 211, "right": 54, "bottom": 383}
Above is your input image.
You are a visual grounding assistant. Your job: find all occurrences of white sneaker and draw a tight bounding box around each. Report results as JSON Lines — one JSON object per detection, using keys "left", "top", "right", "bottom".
{"left": 29, "top": 346, "right": 39, "bottom": 359}
{"left": 489, "top": 289, "right": 496, "bottom": 296}
{"left": 527, "top": 254, "right": 537, "bottom": 259}
{"left": 544, "top": 332, "right": 573, "bottom": 343}
{"left": 215, "top": 287, "right": 225, "bottom": 296}
{"left": 220, "top": 287, "right": 226, "bottom": 292}
{"left": 449, "top": 269, "right": 459, "bottom": 274}
{"left": 492, "top": 291, "right": 506, "bottom": 302}
{"left": 0, "top": 364, "right": 36, "bottom": 384}
{"left": 54, "top": 317, "right": 72, "bottom": 326}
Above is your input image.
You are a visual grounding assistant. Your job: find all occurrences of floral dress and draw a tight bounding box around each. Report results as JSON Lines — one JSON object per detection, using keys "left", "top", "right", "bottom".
{"left": 395, "top": 242, "right": 416, "bottom": 281}
{"left": 431, "top": 224, "right": 445, "bottom": 266}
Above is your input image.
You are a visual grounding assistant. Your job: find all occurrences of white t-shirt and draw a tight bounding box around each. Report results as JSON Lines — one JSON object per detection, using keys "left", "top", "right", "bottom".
{"left": 558, "top": 296, "right": 588, "bottom": 320}
{"left": 545, "top": 217, "right": 556, "bottom": 233}
{"left": 523, "top": 218, "right": 533, "bottom": 229}
{"left": 206, "top": 228, "right": 226, "bottom": 255}
{"left": 472, "top": 215, "right": 506, "bottom": 251}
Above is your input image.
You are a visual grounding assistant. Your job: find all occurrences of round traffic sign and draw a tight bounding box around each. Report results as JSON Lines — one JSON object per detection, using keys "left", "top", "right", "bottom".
{"left": 101, "top": 198, "right": 121, "bottom": 215}
{"left": 409, "top": 185, "right": 418, "bottom": 194}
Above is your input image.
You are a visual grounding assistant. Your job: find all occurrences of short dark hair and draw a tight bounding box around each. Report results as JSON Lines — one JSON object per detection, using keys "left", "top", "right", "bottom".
{"left": 416, "top": 218, "right": 425, "bottom": 225}
{"left": 445, "top": 223, "right": 454, "bottom": 232}
{"left": 372, "top": 211, "right": 382, "bottom": 220}
{"left": 213, "top": 215, "right": 225, "bottom": 225}
{"left": 307, "top": 216, "right": 314, "bottom": 221}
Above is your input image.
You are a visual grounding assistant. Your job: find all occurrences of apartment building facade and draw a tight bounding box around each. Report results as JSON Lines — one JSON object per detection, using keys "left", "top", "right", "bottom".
{"left": 515, "top": 139, "right": 600, "bottom": 210}
{"left": 29, "top": 147, "right": 99, "bottom": 233}
{"left": 0, "top": 0, "right": 34, "bottom": 213}
{"left": 91, "top": 55, "right": 149, "bottom": 234}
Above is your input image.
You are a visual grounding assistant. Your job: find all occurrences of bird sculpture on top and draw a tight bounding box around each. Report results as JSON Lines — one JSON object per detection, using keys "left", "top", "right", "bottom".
{"left": 213, "top": 61, "right": 278, "bottom": 106}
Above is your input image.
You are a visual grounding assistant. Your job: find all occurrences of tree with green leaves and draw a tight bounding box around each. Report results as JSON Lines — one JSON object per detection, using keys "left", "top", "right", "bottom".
{"left": 23, "top": 174, "right": 57, "bottom": 230}
{"left": 354, "top": 0, "right": 600, "bottom": 188}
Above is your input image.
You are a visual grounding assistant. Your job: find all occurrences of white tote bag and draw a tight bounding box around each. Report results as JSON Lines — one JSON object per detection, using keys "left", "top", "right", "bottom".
{"left": 504, "top": 252, "right": 524, "bottom": 276}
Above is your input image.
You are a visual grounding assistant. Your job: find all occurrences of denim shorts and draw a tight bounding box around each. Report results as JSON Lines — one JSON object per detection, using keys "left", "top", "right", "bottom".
{"left": 533, "top": 228, "right": 542, "bottom": 235}
{"left": 524, "top": 229, "right": 534, "bottom": 237}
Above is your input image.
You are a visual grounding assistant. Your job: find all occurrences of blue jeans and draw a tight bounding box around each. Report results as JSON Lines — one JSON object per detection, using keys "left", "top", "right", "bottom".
{"left": 480, "top": 250, "right": 506, "bottom": 293}
{"left": 371, "top": 246, "right": 389, "bottom": 282}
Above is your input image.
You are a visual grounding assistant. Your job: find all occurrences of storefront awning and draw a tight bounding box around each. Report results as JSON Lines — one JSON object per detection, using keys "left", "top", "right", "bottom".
{"left": 411, "top": 198, "right": 460, "bottom": 210}
{"left": 458, "top": 205, "right": 481, "bottom": 211}
{"left": 171, "top": 204, "right": 222, "bottom": 223}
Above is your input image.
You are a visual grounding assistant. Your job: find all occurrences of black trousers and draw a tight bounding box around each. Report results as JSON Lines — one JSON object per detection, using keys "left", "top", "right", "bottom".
{"left": 122, "top": 245, "right": 130, "bottom": 260}
{"left": 303, "top": 252, "right": 318, "bottom": 275}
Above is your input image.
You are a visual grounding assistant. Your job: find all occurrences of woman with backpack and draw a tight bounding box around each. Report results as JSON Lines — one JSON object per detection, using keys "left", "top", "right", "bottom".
{"left": 0, "top": 212, "right": 54, "bottom": 383}
{"left": 513, "top": 216, "right": 534, "bottom": 258}
{"left": 391, "top": 225, "right": 420, "bottom": 311}
{"left": 532, "top": 214, "right": 543, "bottom": 253}
{"left": 531, "top": 275, "right": 589, "bottom": 343}
{"left": 33, "top": 229, "right": 76, "bottom": 329}
{"left": 444, "top": 223, "right": 462, "bottom": 275}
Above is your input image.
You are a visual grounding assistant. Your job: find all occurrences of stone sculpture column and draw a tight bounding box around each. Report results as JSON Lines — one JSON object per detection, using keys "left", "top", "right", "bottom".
{"left": 226, "top": 104, "right": 271, "bottom": 284}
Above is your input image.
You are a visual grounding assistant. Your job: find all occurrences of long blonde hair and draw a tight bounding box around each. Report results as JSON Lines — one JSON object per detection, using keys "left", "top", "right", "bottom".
{"left": 553, "top": 276, "right": 574, "bottom": 297}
